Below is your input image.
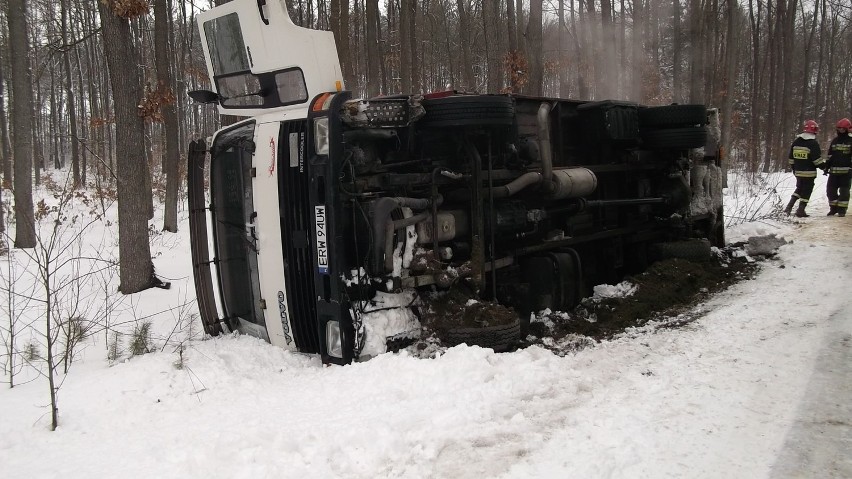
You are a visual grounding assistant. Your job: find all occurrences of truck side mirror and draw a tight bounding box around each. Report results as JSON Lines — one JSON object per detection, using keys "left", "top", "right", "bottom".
{"left": 188, "top": 90, "right": 221, "bottom": 104}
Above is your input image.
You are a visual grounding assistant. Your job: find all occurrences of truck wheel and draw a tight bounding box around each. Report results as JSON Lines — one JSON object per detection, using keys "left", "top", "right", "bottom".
{"left": 649, "top": 239, "right": 712, "bottom": 263}
{"left": 420, "top": 95, "right": 515, "bottom": 128}
{"left": 638, "top": 104, "right": 707, "bottom": 128}
{"left": 641, "top": 127, "right": 708, "bottom": 149}
{"left": 445, "top": 319, "right": 521, "bottom": 352}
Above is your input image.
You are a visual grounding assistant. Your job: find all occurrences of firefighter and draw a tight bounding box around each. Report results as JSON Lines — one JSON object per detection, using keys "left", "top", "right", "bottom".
{"left": 825, "top": 118, "right": 852, "bottom": 217}
{"left": 784, "top": 119, "right": 826, "bottom": 217}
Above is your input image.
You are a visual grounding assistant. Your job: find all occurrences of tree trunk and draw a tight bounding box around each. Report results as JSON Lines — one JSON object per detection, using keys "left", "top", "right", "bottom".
{"left": 408, "top": 0, "right": 418, "bottom": 92}
{"left": 0, "top": 60, "right": 12, "bottom": 185}
{"left": 482, "top": 0, "right": 499, "bottom": 93}
{"left": 672, "top": 0, "right": 683, "bottom": 102}
{"left": 526, "top": 0, "right": 543, "bottom": 96}
{"left": 632, "top": 0, "right": 647, "bottom": 101}
{"left": 98, "top": 1, "right": 155, "bottom": 293}
{"left": 61, "top": 0, "right": 82, "bottom": 188}
{"left": 777, "top": 0, "right": 798, "bottom": 169}
{"left": 456, "top": 0, "right": 476, "bottom": 91}
{"left": 365, "top": 0, "right": 381, "bottom": 96}
{"left": 721, "top": 0, "right": 737, "bottom": 171}
{"left": 585, "top": 0, "right": 599, "bottom": 98}
{"left": 73, "top": 34, "right": 89, "bottom": 188}
{"left": 747, "top": 0, "right": 761, "bottom": 172}
{"left": 507, "top": 0, "right": 517, "bottom": 53}
{"left": 507, "top": 0, "right": 522, "bottom": 92}
{"left": 400, "top": 0, "right": 411, "bottom": 92}
{"left": 558, "top": 0, "right": 569, "bottom": 98}
{"left": 341, "top": 0, "right": 355, "bottom": 89}
{"left": 6, "top": 0, "right": 36, "bottom": 248}
{"left": 154, "top": 0, "right": 180, "bottom": 233}
{"left": 575, "top": 0, "right": 589, "bottom": 98}
{"left": 49, "top": 61, "right": 60, "bottom": 170}
{"left": 687, "top": 0, "right": 704, "bottom": 102}
{"left": 765, "top": 0, "right": 782, "bottom": 170}
{"left": 331, "top": 0, "right": 355, "bottom": 90}
{"left": 600, "top": 0, "right": 616, "bottom": 97}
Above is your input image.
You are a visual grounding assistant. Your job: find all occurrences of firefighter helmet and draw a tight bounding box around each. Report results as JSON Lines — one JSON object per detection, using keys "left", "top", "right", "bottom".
{"left": 803, "top": 120, "right": 819, "bottom": 134}
{"left": 837, "top": 118, "right": 852, "bottom": 130}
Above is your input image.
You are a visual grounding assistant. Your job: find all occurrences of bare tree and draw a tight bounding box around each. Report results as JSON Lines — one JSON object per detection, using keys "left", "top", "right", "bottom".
{"left": 482, "top": 0, "right": 500, "bottom": 93}
{"left": 400, "top": 0, "right": 411, "bottom": 92}
{"left": 600, "top": 0, "right": 617, "bottom": 97}
{"left": 672, "top": 0, "right": 684, "bottom": 103}
{"left": 60, "top": 0, "right": 82, "bottom": 188}
{"left": 366, "top": 0, "right": 381, "bottom": 96}
{"left": 526, "top": 0, "right": 543, "bottom": 96}
{"left": 97, "top": 0, "right": 155, "bottom": 293}
{"left": 155, "top": 0, "right": 181, "bottom": 233}
{"left": 456, "top": 0, "right": 476, "bottom": 91}
{"left": 721, "top": 0, "right": 738, "bottom": 165}
{"left": 6, "top": 0, "right": 36, "bottom": 248}
{"left": 0, "top": 60, "right": 12, "bottom": 184}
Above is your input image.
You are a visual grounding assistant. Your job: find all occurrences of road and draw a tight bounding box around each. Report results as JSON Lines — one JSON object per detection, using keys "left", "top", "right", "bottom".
{"left": 771, "top": 215, "right": 852, "bottom": 479}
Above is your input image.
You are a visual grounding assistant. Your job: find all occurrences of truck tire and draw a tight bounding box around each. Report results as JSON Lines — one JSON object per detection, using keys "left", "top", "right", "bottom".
{"left": 445, "top": 319, "right": 521, "bottom": 352}
{"left": 638, "top": 104, "right": 707, "bottom": 128}
{"left": 641, "top": 127, "right": 708, "bottom": 149}
{"left": 649, "top": 239, "right": 712, "bottom": 263}
{"left": 420, "top": 95, "right": 515, "bottom": 128}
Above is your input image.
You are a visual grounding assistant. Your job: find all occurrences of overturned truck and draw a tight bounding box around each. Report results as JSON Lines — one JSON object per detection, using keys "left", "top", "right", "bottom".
{"left": 188, "top": 0, "right": 724, "bottom": 365}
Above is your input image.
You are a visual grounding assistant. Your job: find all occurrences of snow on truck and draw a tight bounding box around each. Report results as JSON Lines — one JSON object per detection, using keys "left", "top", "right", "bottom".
{"left": 187, "top": 0, "right": 724, "bottom": 365}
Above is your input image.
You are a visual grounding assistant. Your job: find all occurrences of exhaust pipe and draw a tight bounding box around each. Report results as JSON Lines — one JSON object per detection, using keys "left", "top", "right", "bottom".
{"left": 537, "top": 102, "right": 554, "bottom": 192}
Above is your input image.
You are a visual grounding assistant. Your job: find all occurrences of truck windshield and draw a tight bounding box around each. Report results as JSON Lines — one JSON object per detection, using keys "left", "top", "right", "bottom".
{"left": 210, "top": 122, "right": 267, "bottom": 335}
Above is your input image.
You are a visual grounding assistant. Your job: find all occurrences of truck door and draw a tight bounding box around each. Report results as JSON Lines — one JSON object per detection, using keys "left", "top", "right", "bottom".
{"left": 196, "top": 0, "right": 344, "bottom": 117}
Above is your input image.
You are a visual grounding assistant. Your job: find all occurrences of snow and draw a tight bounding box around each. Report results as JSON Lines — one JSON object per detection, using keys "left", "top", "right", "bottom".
{"left": 1, "top": 171, "right": 850, "bottom": 478}
{"left": 356, "top": 290, "right": 421, "bottom": 358}
{"left": 592, "top": 281, "right": 638, "bottom": 300}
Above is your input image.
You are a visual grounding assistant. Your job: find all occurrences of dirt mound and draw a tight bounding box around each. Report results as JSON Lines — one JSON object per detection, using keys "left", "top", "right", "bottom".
{"left": 419, "top": 288, "right": 517, "bottom": 331}
{"left": 406, "top": 246, "right": 758, "bottom": 358}
{"left": 525, "top": 247, "right": 758, "bottom": 353}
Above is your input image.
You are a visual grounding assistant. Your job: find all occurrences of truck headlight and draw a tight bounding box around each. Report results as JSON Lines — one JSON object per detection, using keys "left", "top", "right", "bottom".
{"left": 326, "top": 320, "right": 343, "bottom": 358}
{"left": 314, "top": 117, "right": 329, "bottom": 155}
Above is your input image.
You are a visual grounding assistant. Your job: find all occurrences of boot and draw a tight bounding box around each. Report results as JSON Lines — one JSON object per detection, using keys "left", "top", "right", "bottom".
{"left": 839, "top": 208, "right": 847, "bottom": 217}
{"left": 795, "top": 202, "right": 809, "bottom": 218}
{"left": 784, "top": 197, "right": 797, "bottom": 215}
{"left": 827, "top": 205, "right": 838, "bottom": 216}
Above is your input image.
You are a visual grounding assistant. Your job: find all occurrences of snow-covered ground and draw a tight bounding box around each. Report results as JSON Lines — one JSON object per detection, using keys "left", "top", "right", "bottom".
{"left": 1, "top": 172, "right": 850, "bottom": 478}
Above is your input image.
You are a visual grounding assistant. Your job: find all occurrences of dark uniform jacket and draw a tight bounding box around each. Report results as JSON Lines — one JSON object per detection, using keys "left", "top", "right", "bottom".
{"left": 788, "top": 133, "right": 825, "bottom": 178}
{"left": 826, "top": 133, "right": 852, "bottom": 175}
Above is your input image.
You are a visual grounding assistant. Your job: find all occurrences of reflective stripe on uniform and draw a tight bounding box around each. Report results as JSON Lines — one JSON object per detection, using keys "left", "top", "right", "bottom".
{"left": 795, "top": 170, "right": 818, "bottom": 178}
{"left": 814, "top": 157, "right": 827, "bottom": 166}
{"left": 839, "top": 201, "right": 850, "bottom": 208}
{"left": 792, "top": 146, "right": 811, "bottom": 159}
{"left": 830, "top": 167, "right": 851, "bottom": 174}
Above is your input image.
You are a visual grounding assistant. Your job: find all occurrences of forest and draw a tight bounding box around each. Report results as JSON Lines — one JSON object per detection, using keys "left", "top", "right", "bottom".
{"left": 0, "top": 0, "right": 850, "bottom": 290}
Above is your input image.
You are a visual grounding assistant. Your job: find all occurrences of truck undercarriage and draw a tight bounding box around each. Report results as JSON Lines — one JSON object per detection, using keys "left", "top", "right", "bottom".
{"left": 189, "top": 91, "right": 723, "bottom": 364}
